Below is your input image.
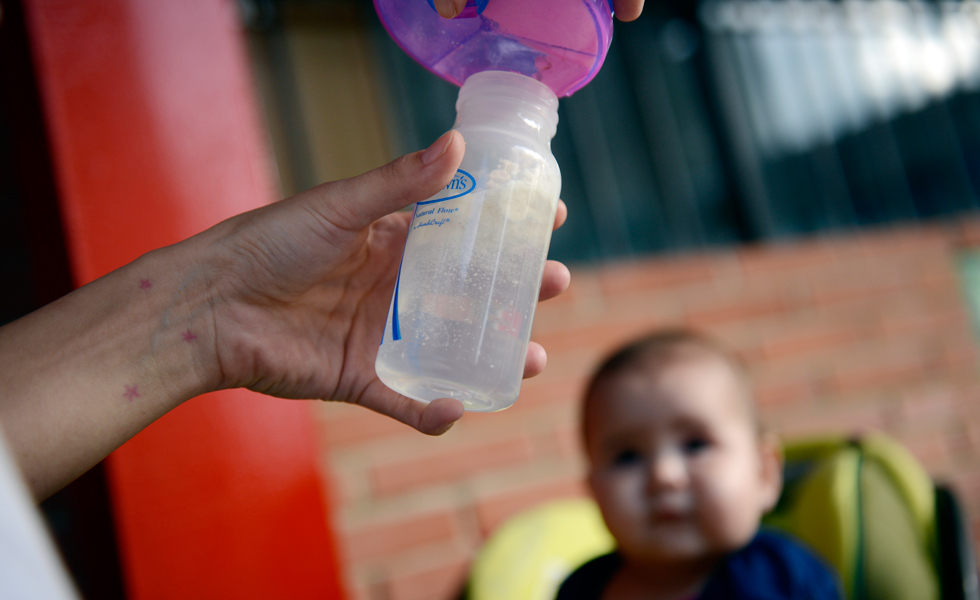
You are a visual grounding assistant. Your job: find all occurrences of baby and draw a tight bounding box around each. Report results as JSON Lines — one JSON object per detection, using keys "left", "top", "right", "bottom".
{"left": 556, "top": 330, "right": 842, "bottom": 600}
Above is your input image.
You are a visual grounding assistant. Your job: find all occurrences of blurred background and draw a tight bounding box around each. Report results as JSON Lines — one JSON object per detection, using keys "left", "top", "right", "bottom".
{"left": 3, "top": 0, "right": 980, "bottom": 598}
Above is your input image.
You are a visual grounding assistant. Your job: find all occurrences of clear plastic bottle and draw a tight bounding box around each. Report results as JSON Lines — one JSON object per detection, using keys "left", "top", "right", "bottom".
{"left": 375, "top": 70, "right": 561, "bottom": 412}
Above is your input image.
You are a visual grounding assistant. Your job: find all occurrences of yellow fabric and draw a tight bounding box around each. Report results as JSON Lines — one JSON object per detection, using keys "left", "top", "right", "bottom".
{"left": 468, "top": 497, "right": 615, "bottom": 600}
{"left": 860, "top": 460, "right": 939, "bottom": 600}
{"left": 763, "top": 446, "right": 861, "bottom": 597}
{"left": 860, "top": 432, "right": 937, "bottom": 561}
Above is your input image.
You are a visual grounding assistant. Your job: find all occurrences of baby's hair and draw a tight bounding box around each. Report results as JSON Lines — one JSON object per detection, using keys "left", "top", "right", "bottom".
{"left": 582, "top": 329, "right": 756, "bottom": 442}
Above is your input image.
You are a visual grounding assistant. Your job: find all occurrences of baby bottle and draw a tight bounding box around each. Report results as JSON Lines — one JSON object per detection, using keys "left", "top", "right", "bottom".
{"left": 376, "top": 71, "right": 560, "bottom": 411}
{"left": 373, "top": 0, "right": 614, "bottom": 411}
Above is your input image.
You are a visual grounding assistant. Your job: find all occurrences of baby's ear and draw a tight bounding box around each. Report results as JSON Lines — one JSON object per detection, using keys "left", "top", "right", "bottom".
{"left": 758, "top": 432, "right": 783, "bottom": 512}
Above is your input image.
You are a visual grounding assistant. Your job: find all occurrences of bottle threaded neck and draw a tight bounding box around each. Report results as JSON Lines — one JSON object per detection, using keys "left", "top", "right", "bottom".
{"left": 455, "top": 71, "right": 559, "bottom": 141}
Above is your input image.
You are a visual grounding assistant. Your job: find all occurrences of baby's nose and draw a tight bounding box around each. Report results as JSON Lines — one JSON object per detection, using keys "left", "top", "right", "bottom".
{"left": 648, "top": 451, "right": 689, "bottom": 490}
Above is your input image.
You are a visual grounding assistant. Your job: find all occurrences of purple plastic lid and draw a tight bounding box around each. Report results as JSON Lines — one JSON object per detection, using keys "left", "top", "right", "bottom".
{"left": 374, "top": 0, "right": 614, "bottom": 97}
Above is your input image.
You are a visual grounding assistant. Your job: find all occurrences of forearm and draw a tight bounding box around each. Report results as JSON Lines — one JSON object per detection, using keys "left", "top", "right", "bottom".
{"left": 0, "top": 237, "right": 219, "bottom": 499}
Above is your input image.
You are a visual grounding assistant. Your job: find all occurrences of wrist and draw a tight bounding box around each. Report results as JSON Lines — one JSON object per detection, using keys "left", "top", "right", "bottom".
{"left": 132, "top": 236, "right": 226, "bottom": 402}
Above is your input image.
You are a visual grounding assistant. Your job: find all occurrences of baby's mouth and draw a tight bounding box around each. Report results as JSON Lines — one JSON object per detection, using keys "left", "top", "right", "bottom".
{"left": 652, "top": 508, "right": 686, "bottom": 523}
{"left": 649, "top": 500, "right": 690, "bottom": 522}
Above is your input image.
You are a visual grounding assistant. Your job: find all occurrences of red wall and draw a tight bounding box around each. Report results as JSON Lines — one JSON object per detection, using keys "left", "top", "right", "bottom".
{"left": 23, "top": 0, "right": 345, "bottom": 597}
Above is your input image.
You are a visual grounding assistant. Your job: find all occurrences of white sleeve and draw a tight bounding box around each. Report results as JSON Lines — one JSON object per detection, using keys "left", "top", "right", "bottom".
{"left": 0, "top": 426, "right": 79, "bottom": 599}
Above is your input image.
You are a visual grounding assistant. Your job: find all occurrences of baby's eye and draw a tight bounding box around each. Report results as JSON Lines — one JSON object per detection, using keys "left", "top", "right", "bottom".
{"left": 682, "top": 437, "right": 710, "bottom": 455}
{"left": 612, "top": 449, "right": 642, "bottom": 467}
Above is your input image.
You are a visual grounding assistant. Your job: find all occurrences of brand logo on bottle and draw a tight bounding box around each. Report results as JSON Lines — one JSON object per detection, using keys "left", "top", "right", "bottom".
{"left": 446, "top": 170, "right": 473, "bottom": 191}
{"left": 420, "top": 169, "right": 475, "bottom": 204}
{"left": 444, "top": 169, "right": 475, "bottom": 199}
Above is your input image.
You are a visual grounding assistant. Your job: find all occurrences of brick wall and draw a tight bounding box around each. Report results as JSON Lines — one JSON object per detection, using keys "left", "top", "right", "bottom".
{"left": 315, "top": 221, "right": 980, "bottom": 600}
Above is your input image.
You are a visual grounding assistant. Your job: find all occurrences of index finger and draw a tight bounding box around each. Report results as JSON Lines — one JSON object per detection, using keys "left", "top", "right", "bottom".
{"left": 432, "top": 0, "right": 467, "bottom": 18}
{"left": 554, "top": 199, "right": 567, "bottom": 231}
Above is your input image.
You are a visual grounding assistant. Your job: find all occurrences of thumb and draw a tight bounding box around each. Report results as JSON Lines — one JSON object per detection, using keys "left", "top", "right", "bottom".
{"left": 309, "top": 131, "right": 464, "bottom": 231}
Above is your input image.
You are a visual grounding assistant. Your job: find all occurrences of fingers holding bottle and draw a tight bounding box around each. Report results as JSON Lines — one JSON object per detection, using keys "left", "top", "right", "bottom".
{"left": 432, "top": 0, "right": 467, "bottom": 19}
{"left": 434, "top": 0, "right": 644, "bottom": 22}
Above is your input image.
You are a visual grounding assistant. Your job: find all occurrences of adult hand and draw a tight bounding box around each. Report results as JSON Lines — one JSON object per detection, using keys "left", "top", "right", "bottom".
{"left": 432, "top": 0, "right": 644, "bottom": 21}
{"left": 199, "top": 130, "right": 569, "bottom": 436}
{"left": 0, "top": 131, "right": 570, "bottom": 498}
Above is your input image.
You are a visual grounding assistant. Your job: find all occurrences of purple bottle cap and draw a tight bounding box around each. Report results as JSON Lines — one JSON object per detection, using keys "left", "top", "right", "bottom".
{"left": 374, "top": 0, "right": 614, "bottom": 97}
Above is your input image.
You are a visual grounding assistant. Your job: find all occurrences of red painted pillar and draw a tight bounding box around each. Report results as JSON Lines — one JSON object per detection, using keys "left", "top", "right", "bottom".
{"left": 21, "top": 0, "right": 346, "bottom": 597}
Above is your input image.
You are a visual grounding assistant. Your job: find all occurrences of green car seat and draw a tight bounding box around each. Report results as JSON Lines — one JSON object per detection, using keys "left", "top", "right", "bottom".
{"left": 763, "top": 432, "right": 978, "bottom": 600}
{"left": 459, "top": 432, "right": 979, "bottom": 600}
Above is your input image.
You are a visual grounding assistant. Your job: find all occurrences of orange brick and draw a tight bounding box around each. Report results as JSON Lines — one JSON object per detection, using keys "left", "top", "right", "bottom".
{"left": 475, "top": 477, "right": 590, "bottom": 536}
{"left": 387, "top": 557, "right": 470, "bottom": 600}
{"left": 326, "top": 467, "right": 359, "bottom": 510}
{"left": 686, "top": 298, "right": 787, "bottom": 327}
{"left": 955, "top": 218, "right": 980, "bottom": 248}
{"left": 897, "top": 389, "right": 957, "bottom": 425}
{"left": 879, "top": 308, "right": 970, "bottom": 337}
{"left": 532, "top": 301, "right": 599, "bottom": 335}
{"left": 451, "top": 402, "right": 573, "bottom": 457}
{"left": 523, "top": 345, "right": 599, "bottom": 382}
{"left": 755, "top": 380, "right": 813, "bottom": 407}
{"left": 524, "top": 424, "right": 584, "bottom": 462}
{"left": 598, "top": 287, "right": 687, "bottom": 326}
{"left": 771, "top": 403, "right": 886, "bottom": 440}
{"left": 738, "top": 242, "right": 838, "bottom": 275}
{"left": 371, "top": 435, "right": 534, "bottom": 496}
{"left": 541, "top": 267, "right": 603, "bottom": 307}
{"left": 760, "top": 327, "right": 860, "bottom": 360}
{"left": 947, "top": 469, "right": 980, "bottom": 507}
{"left": 346, "top": 581, "right": 376, "bottom": 600}
{"left": 318, "top": 404, "right": 417, "bottom": 448}
{"left": 531, "top": 316, "right": 665, "bottom": 356}
{"left": 830, "top": 354, "right": 927, "bottom": 394}
{"left": 810, "top": 279, "right": 913, "bottom": 307}
{"left": 966, "top": 420, "right": 980, "bottom": 457}
{"left": 947, "top": 427, "right": 973, "bottom": 462}
{"left": 945, "top": 341, "right": 980, "bottom": 370}
{"left": 518, "top": 377, "right": 586, "bottom": 411}
{"left": 809, "top": 262, "right": 956, "bottom": 308}
{"left": 597, "top": 255, "right": 719, "bottom": 295}
{"left": 343, "top": 509, "right": 459, "bottom": 562}
{"left": 898, "top": 432, "right": 953, "bottom": 472}
{"left": 554, "top": 424, "right": 583, "bottom": 458}
{"left": 922, "top": 271, "right": 960, "bottom": 291}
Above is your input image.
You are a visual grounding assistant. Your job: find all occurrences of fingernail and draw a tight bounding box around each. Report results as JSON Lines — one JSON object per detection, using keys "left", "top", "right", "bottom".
{"left": 434, "top": 421, "right": 456, "bottom": 436}
{"left": 422, "top": 131, "right": 454, "bottom": 165}
{"left": 433, "top": 0, "right": 459, "bottom": 18}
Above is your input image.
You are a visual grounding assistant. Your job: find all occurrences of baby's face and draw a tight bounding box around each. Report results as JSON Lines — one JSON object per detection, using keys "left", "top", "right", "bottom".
{"left": 585, "top": 355, "right": 781, "bottom": 566}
